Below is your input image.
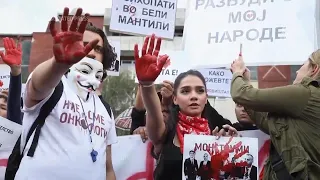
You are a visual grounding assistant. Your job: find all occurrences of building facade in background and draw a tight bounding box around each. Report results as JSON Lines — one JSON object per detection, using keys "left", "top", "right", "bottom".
{"left": 0, "top": 8, "right": 303, "bottom": 122}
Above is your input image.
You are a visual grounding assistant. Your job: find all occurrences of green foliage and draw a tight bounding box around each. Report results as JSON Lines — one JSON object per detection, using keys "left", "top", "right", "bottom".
{"left": 102, "top": 70, "right": 137, "bottom": 118}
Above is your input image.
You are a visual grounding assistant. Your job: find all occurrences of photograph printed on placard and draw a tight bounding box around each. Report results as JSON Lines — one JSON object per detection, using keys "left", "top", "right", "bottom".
{"left": 183, "top": 135, "right": 259, "bottom": 180}
{"left": 107, "top": 40, "right": 121, "bottom": 76}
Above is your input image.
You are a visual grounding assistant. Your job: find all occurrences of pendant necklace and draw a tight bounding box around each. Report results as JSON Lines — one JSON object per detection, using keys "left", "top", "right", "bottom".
{"left": 77, "top": 95, "right": 98, "bottom": 162}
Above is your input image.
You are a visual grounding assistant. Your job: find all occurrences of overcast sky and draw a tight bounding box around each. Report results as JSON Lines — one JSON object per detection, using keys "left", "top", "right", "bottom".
{"left": 0, "top": 0, "right": 187, "bottom": 34}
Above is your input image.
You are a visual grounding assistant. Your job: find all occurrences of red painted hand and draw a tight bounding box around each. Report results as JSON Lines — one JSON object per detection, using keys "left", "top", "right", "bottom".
{"left": 134, "top": 34, "right": 169, "bottom": 83}
{"left": 49, "top": 7, "right": 98, "bottom": 65}
{"left": 0, "top": 37, "right": 22, "bottom": 66}
{"left": 0, "top": 80, "right": 3, "bottom": 87}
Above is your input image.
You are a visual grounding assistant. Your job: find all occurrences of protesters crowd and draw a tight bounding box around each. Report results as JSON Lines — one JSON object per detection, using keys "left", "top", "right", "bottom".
{"left": 0, "top": 7, "right": 320, "bottom": 180}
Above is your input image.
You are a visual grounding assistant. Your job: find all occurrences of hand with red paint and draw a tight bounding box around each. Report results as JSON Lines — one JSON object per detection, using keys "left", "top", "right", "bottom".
{"left": 0, "top": 37, "right": 22, "bottom": 76}
{"left": 49, "top": 8, "right": 99, "bottom": 65}
{"left": 134, "top": 34, "right": 169, "bottom": 85}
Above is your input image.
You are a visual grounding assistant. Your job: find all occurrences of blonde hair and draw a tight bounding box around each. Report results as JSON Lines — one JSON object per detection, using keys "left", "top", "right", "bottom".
{"left": 309, "top": 50, "right": 320, "bottom": 79}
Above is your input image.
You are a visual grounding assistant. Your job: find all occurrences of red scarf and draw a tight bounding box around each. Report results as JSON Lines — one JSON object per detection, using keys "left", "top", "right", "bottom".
{"left": 176, "top": 112, "right": 211, "bottom": 153}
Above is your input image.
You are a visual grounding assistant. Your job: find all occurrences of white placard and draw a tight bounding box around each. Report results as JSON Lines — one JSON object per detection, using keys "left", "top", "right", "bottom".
{"left": 110, "top": 0, "right": 178, "bottom": 39}
{"left": 199, "top": 68, "right": 232, "bottom": 98}
{"left": 183, "top": 134, "right": 258, "bottom": 180}
{"left": 0, "top": 116, "right": 21, "bottom": 152}
{"left": 135, "top": 50, "right": 190, "bottom": 84}
{"left": 239, "top": 130, "right": 270, "bottom": 178}
{"left": 111, "top": 135, "right": 156, "bottom": 179}
{"left": 107, "top": 40, "right": 121, "bottom": 76}
{"left": 183, "top": 0, "right": 316, "bottom": 68}
{"left": 0, "top": 116, "right": 22, "bottom": 179}
{"left": 0, "top": 65, "right": 10, "bottom": 92}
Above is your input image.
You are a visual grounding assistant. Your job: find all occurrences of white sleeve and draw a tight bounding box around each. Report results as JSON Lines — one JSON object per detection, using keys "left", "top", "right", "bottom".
{"left": 22, "top": 72, "right": 55, "bottom": 113}
{"left": 106, "top": 110, "right": 118, "bottom": 145}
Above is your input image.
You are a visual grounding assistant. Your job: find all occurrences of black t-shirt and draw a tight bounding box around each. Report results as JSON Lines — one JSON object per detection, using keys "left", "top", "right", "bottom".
{"left": 130, "top": 107, "right": 146, "bottom": 134}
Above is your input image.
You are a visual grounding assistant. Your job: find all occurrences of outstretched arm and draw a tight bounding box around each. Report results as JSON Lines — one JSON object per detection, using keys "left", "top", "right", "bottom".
{"left": 135, "top": 35, "right": 168, "bottom": 145}
{"left": 7, "top": 66, "right": 22, "bottom": 124}
{"left": 231, "top": 72, "right": 310, "bottom": 117}
{"left": 25, "top": 8, "right": 98, "bottom": 108}
{"left": 0, "top": 37, "right": 23, "bottom": 124}
{"left": 25, "top": 58, "right": 70, "bottom": 107}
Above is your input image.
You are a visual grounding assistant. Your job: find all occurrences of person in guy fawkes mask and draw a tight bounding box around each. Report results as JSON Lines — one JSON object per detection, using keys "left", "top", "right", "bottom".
{"left": 15, "top": 8, "right": 116, "bottom": 180}
{"left": 65, "top": 57, "right": 103, "bottom": 101}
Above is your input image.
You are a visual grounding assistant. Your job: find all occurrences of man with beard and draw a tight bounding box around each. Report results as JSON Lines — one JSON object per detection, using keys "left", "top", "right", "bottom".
{"left": 14, "top": 8, "right": 116, "bottom": 180}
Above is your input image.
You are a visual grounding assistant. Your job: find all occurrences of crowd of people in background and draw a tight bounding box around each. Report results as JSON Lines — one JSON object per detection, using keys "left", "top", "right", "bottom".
{"left": 0, "top": 7, "right": 320, "bottom": 180}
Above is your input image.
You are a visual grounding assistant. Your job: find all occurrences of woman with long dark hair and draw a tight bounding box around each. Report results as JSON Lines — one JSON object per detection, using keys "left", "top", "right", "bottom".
{"left": 134, "top": 34, "right": 238, "bottom": 179}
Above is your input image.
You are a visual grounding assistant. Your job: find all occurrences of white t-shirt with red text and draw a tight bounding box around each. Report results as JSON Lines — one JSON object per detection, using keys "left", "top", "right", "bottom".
{"left": 15, "top": 75, "right": 117, "bottom": 180}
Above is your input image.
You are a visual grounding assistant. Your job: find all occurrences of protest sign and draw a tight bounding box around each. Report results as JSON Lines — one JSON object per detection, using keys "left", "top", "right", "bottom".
{"left": 111, "top": 135, "right": 155, "bottom": 180}
{"left": 183, "top": 134, "right": 258, "bottom": 180}
{"left": 110, "top": 0, "right": 177, "bottom": 39}
{"left": 0, "top": 116, "right": 22, "bottom": 180}
{"left": 0, "top": 133, "right": 268, "bottom": 180}
{"left": 135, "top": 50, "right": 189, "bottom": 84}
{"left": 239, "top": 130, "right": 270, "bottom": 178}
{"left": 0, "top": 65, "right": 10, "bottom": 92}
{"left": 0, "top": 116, "right": 21, "bottom": 151}
{"left": 183, "top": 0, "right": 316, "bottom": 68}
{"left": 107, "top": 40, "right": 121, "bottom": 76}
{"left": 199, "top": 68, "right": 232, "bottom": 98}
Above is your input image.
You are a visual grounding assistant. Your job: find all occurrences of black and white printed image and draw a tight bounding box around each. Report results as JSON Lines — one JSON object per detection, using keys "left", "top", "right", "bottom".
{"left": 107, "top": 40, "right": 121, "bottom": 76}
{"left": 183, "top": 135, "right": 259, "bottom": 180}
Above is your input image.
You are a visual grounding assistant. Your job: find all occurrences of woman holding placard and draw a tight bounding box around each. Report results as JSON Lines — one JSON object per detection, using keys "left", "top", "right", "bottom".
{"left": 134, "top": 34, "right": 238, "bottom": 179}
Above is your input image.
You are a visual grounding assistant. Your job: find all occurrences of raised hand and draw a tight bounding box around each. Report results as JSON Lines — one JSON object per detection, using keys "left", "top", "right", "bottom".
{"left": 134, "top": 34, "right": 169, "bottom": 84}
{"left": 49, "top": 7, "right": 98, "bottom": 65}
{"left": 231, "top": 55, "right": 246, "bottom": 74}
{"left": 0, "top": 37, "right": 22, "bottom": 67}
{"left": 160, "top": 80, "right": 173, "bottom": 105}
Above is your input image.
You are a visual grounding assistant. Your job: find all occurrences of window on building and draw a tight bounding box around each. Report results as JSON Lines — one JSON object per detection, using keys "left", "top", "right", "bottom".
{"left": 122, "top": 60, "right": 133, "bottom": 64}
{"left": 21, "top": 40, "right": 32, "bottom": 83}
{"left": 247, "top": 66, "right": 257, "bottom": 80}
{"left": 174, "top": 26, "right": 184, "bottom": 37}
{"left": 110, "top": 32, "right": 134, "bottom": 36}
{"left": 104, "top": 26, "right": 134, "bottom": 36}
{"left": 290, "top": 65, "right": 300, "bottom": 83}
